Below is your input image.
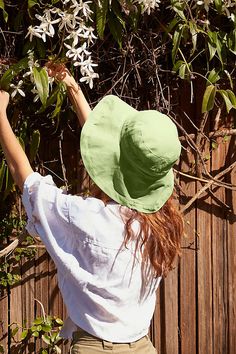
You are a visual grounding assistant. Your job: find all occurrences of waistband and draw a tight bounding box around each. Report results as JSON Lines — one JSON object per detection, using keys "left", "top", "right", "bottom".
{"left": 72, "top": 327, "right": 150, "bottom": 349}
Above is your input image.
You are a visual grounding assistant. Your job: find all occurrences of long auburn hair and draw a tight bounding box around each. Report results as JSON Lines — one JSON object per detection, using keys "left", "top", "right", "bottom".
{"left": 88, "top": 183, "right": 183, "bottom": 278}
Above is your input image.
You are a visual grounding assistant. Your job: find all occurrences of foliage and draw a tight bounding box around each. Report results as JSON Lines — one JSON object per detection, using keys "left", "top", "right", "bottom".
{"left": 10, "top": 314, "right": 64, "bottom": 354}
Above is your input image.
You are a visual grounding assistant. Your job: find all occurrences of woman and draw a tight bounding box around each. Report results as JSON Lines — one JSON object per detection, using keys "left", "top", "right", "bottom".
{"left": 0, "top": 65, "right": 183, "bottom": 353}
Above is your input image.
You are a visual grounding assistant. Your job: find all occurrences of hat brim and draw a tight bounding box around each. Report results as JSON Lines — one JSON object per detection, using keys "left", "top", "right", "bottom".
{"left": 80, "top": 95, "right": 174, "bottom": 213}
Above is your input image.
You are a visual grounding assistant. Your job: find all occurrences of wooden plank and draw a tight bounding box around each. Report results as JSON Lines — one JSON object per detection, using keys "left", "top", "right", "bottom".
{"left": 0, "top": 287, "right": 9, "bottom": 353}
{"left": 35, "top": 248, "right": 49, "bottom": 353}
{"left": 196, "top": 141, "right": 213, "bottom": 354}
{"left": 162, "top": 267, "right": 179, "bottom": 354}
{"left": 9, "top": 263, "right": 22, "bottom": 343}
{"left": 225, "top": 137, "right": 236, "bottom": 354}
{"left": 179, "top": 152, "right": 197, "bottom": 354}
{"left": 211, "top": 138, "right": 228, "bottom": 354}
{"left": 21, "top": 257, "right": 35, "bottom": 354}
{"left": 150, "top": 286, "right": 161, "bottom": 353}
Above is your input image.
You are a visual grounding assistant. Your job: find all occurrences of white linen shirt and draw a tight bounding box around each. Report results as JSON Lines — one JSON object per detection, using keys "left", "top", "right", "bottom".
{"left": 22, "top": 172, "right": 161, "bottom": 343}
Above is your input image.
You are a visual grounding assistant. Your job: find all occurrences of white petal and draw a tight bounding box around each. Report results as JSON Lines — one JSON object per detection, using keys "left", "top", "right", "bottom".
{"left": 18, "top": 89, "right": 25, "bottom": 97}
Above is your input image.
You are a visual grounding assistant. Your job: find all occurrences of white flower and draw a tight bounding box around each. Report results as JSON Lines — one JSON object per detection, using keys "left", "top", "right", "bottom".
{"left": 31, "top": 87, "right": 40, "bottom": 102}
{"left": 35, "top": 13, "right": 61, "bottom": 37}
{"left": 79, "top": 25, "right": 97, "bottom": 44}
{"left": 74, "top": 56, "right": 98, "bottom": 73}
{"left": 23, "top": 54, "right": 39, "bottom": 83}
{"left": 25, "top": 25, "right": 43, "bottom": 42}
{"left": 37, "top": 24, "right": 53, "bottom": 42}
{"left": 64, "top": 42, "right": 91, "bottom": 61}
{"left": 79, "top": 69, "right": 99, "bottom": 89}
{"left": 135, "top": 0, "right": 161, "bottom": 15}
{"left": 65, "top": 28, "right": 84, "bottom": 46}
{"left": 10, "top": 80, "right": 25, "bottom": 98}
{"left": 58, "top": 11, "right": 80, "bottom": 31}
{"left": 71, "top": 0, "right": 93, "bottom": 20}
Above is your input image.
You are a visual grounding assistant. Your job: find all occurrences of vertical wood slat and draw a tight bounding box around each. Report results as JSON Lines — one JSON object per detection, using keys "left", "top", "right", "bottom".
{"left": 162, "top": 268, "right": 179, "bottom": 354}
{"left": 21, "top": 258, "right": 35, "bottom": 354}
{"left": 227, "top": 138, "right": 236, "bottom": 354}
{"left": 211, "top": 139, "right": 228, "bottom": 354}
{"left": 150, "top": 287, "right": 161, "bottom": 353}
{"left": 211, "top": 138, "right": 228, "bottom": 354}
{"left": 196, "top": 140, "right": 213, "bottom": 354}
{"left": 9, "top": 262, "right": 22, "bottom": 350}
{"left": 179, "top": 153, "right": 197, "bottom": 354}
{"left": 35, "top": 249, "right": 49, "bottom": 353}
{"left": 0, "top": 288, "right": 8, "bottom": 352}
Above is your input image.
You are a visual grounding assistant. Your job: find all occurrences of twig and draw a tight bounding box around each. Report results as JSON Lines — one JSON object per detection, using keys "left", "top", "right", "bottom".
{"left": 0, "top": 230, "right": 27, "bottom": 258}
{"left": 59, "top": 130, "right": 68, "bottom": 191}
{"left": 174, "top": 169, "right": 236, "bottom": 191}
{"left": 180, "top": 160, "right": 236, "bottom": 213}
{"left": 179, "top": 128, "right": 236, "bottom": 141}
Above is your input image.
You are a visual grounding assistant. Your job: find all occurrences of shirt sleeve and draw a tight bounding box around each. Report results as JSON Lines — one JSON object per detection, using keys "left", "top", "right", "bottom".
{"left": 22, "top": 172, "right": 72, "bottom": 271}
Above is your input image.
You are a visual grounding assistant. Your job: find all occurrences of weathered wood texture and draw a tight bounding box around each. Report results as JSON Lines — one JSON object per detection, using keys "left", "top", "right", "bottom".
{"left": 0, "top": 102, "right": 235, "bottom": 354}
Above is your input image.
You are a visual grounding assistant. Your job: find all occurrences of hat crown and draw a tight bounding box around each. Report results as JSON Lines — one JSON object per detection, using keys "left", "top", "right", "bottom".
{"left": 120, "top": 111, "right": 181, "bottom": 179}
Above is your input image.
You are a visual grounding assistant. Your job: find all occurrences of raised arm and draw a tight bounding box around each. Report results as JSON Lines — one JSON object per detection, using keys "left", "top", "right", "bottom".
{"left": 46, "top": 63, "right": 91, "bottom": 127}
{"left": 0, "top": 91, "right": 33, "bottom": 192}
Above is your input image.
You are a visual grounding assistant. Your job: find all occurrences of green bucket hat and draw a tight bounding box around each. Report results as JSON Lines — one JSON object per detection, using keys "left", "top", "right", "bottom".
{"left": 80, "top": 95, "right": 181, "bottom": 213}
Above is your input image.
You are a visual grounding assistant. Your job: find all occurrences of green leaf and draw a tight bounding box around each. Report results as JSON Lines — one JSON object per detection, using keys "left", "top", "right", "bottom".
{"left": 0, "top": 0, "right": 8, "bottom": 22}
{"left": 171, "top": 1, "right": 187, "bottom": 21}
{"left": 112, "top": 0, "right": 126, "bottom": 29}
{"left": 17, "top": 137, "right": 25, "bottom": 151}
{"left": 0, "top": 160, "right": 6, "bottom": 191}
{"left": 21, "top": 329, "right": 29, "bottom": 340}
{"left": 218, "top": 90, "right": 234, "bottom": 113}
{"left": 96, "top": 0, "right": 109, "bottom": 39}
{"left": 41, "top": 324, "right": 52, "bottom": 332}
{"left": 30, "top": 325, "right": 38, "bottom": 332}
{"left": 108, "top": 12, "right": 123, "bottom": 48}
{"left": 28, "top": 0, "right": 37, "bottom": 8}
{"left": 226, "top": 90, "right": 236, "bottom": 108}
{"left": 42, "top": 334, "right": 51, "bottom": 345}
{"left": 32, "top": 67, "right": 49, "bottom": 107}
{"left": 0, "top": 57, "right": 29, "bottom": 90}
{"left": 51, "top": 83, "right": 66, "bottom": 119}
{"left": 211, "top": 141, "right": 218, "bottom": 149}
{"left": 11, "top": 326, "right": 19, "bottom": 337}
{"left": 207, "top": 32, "right": 217, "bottom": 61}
{"left": 214, "top": 0, "right": 223, "bottom": 13}
{"left": 207, "top": 69, "right": 220, "bottom": 85}
{"left": 55, "top": 318, "right": 63, "bottom": 326}
{"left": 224, "top": 70, "right": 233, "bottom": 90}
{"left": 41, "top": 350, "right": 48, "bottom": 354}
{"left": 215, "top": 36, "right": 224, "bottom": 66}
{"left": 32, "top": 331, "right": 39, "bottom": 337}
{"left": 178, "top": 63, "right": 188, "bottom": 79}
{"left": 172, "top": 25, "right": 184, "bottom": 63}
{"left": 202, "top": 85, "right": 216, "bottom": 113}
{"left": 33, "top": 317, "right": 44, "bottom": 325}
{"left": 3, "top": 167, "right": 15, "bottom": 199}
{"left": 189, "top": 21, "right": 198, "bottom": 54}
{"left": 227, "top": 29, "right": 236, "bottom": 55}
{"left": 29, "top": 130, "right": 40, "bottom": 162}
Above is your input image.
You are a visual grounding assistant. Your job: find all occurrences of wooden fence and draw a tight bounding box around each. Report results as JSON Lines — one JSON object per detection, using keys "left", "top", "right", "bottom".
{"left": 0, "top": 83, "right": 236, "bottom": 353}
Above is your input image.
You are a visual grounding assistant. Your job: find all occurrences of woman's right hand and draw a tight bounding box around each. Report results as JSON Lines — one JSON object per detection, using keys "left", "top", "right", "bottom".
{"left": 45, "top": 62, "right": 78, "bottom": 89}
{"left": 0, "top": 90, "right": 10, "bottom": 114}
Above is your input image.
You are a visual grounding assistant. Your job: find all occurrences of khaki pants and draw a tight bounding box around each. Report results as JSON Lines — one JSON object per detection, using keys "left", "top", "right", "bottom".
{"left": 70, "top": 328, "right": 157, "bottom": 353}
